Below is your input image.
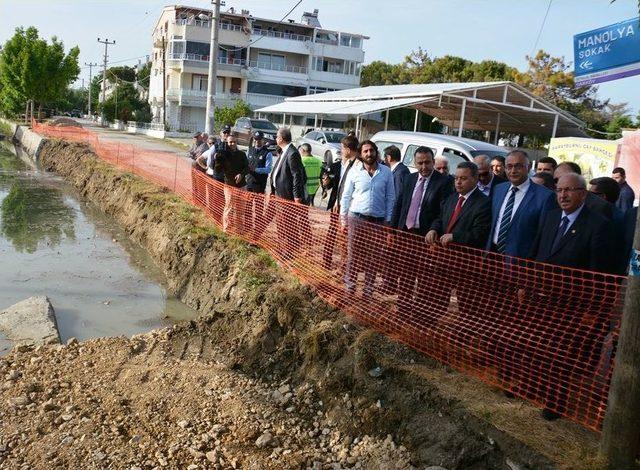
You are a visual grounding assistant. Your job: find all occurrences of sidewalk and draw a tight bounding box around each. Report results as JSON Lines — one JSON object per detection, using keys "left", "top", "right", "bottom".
{"left": 77, "top": 119, "right": 192, "bottom": 156}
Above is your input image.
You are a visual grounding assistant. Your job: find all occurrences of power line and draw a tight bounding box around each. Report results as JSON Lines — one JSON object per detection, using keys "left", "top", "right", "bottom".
{"left": 530, "top": 0, "right": 553, "bottom": 57}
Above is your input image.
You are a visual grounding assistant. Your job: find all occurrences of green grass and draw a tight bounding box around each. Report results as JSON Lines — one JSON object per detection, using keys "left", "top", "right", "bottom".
{"left": 0, "top": 119, "right": 15, "bottom": 138}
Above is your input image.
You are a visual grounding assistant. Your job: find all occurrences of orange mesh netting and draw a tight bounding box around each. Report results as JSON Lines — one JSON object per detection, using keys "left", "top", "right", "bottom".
{"left": 33, "top": 122, "right": 627, "bottom": 431}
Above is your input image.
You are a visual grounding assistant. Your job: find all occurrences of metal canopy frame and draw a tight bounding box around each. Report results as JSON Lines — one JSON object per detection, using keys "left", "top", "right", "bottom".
{"left": 255, "top": 81, "right": 587, "bottom": 139}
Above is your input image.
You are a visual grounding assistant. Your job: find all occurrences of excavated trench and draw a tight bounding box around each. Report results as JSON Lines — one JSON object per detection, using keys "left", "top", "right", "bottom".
{"left": 2, "top": 137, "right": 601, "bottom": 469}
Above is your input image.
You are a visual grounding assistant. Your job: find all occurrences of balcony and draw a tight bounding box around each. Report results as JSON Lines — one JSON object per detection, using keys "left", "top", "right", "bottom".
{"left": 167, "top": 53, "right": 247, "bottom": 71}
{"left": 248, "top": 60, "right": 307, "bottom": 75}
{"left": 251, "top": 28, "right": 311, "bottom": 42}
{"left": 174, "top": 19, "right": 244, "bottom": 32}
{"left": 245, "top": 93, "right": 286, "bottom": 109}
{"left": 166, "top": 88, "right": 241, "bottom": 108}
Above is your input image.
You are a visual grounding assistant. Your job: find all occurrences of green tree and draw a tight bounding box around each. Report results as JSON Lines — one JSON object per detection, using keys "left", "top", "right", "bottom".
{"left": 214, "top": 100, "right": 252, "bottom": 131}
{"left": 605, "top": 115, "right": 635, "bottom": 139}
{"left": 100, "top": 81, "right": 150, "bottom": 123}
{"left": 0, "top": 27, "right": 79, "bottom": 116}
{"left": 136, "top": 62, "right": 151, "bottom": 87}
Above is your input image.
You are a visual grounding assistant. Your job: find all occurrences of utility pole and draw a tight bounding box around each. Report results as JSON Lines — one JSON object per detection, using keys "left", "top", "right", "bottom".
{"left": 162, "top": 36, "right": 166, "bottom": 129}
{"left": 97, "top": 38, "right": 116, "bottom": 126}
{"left": 85, "top": 62, "right": 97, "bottom": 117}
{"left": 205, "top": 0, "right": 222, "bottom": 135}
{"left": 601, "top": 205, "right": 640, "bottom": 467}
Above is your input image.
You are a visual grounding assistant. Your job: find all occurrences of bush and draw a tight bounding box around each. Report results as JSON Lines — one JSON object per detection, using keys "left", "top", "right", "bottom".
{"left": 214, "top": 100, "right": 252, "bottom": 131}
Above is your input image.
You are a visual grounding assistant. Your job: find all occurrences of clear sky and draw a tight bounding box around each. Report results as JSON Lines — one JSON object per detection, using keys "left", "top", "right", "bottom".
{"left": 0, "top": 0, "right": 638, "bottom": 116}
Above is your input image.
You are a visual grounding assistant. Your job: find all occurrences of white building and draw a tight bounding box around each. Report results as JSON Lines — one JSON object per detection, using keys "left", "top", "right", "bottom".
{"left": 149, "top": 6, "right": 367, "bottom": 132}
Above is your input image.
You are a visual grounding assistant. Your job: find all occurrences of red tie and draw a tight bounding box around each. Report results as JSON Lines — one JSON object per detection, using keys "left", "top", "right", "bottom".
{"left": 445, "top": 196, "right": 465, "bottom": 234}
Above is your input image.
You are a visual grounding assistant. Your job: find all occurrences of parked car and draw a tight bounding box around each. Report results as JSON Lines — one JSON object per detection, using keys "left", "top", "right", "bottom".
{"left": 296, "top": 129, "right": 347, "bottom": 164}
{"left": 232, "top": 117, "right": 278, "bottom": 148}
{"left": 370, "top": 131, "right": 509, "bottom": 173}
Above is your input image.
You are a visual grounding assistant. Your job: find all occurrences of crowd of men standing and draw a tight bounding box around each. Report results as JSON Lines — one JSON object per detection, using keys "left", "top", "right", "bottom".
{"left": 188, "top": 125, "right": 635, "bottom": 421}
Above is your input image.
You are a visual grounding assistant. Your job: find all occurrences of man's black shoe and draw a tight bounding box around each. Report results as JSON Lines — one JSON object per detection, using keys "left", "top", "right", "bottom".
{"left": 541, "top": 408, "right": 561, "bottom": 421}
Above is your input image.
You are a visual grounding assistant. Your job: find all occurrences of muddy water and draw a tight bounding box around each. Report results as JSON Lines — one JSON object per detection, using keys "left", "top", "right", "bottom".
{"left": 0, "top": 144, "right": 197, "bottom": 353}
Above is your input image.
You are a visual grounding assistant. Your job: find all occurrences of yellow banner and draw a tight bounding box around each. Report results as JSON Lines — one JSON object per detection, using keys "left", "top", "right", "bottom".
{"left": 548, "top": 137, "right": 620, "bottom": 181}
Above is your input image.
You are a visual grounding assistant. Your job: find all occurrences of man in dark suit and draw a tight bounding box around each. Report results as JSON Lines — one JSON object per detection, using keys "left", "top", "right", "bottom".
{"left": 612, "top": 167, "right": 635, "bottom": 212}
{"left": 434, "top": 156, "right": 455, "bottom": 188}
{"left": 390, "top": 146, "right": 453, "bottom": 313}
{"left": 530, "top": 174, "right": 609, "bottom": 271}
{"left": 427, "top": 161, "right": 491, "bottom": 249}
{"left": 384, "top": 145, "right": 411, "bottom": 201}
{"left": 379, "top": 144, "right": 411, "bottom": 292}
{"left": 425, "top": 161, "right": 491, "bottom": 325}
{"left": 267, "top": 128, "right": 308, "bottom": 260}
{"left": 554, "top": 162, "right": 614, "bottom": 221}
{"left": 321, "top": 135, "right": 358, "bottom": 269}
{"left": 474, "top": 154, "right": 506, "bottom": 198}
{"left": 487, "top": 150, "right": 557, "bottom": 258}
{"left": 527, "top": 173, "right": 611, "bottom": 421}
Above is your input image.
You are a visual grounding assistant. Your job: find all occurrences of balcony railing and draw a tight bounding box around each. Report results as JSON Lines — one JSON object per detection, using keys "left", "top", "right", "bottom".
{"left": 315, "top": 37, "right": 339, "bottom": 46}
{"left": 248, "top": 60, "right": 307, "bottom": 74}
{"left": 167, "top": 53, "right": 246, "bottom": 67}
{"left": 251, "top": 28, "right": 311, "bottom": 42}
{"left": 175, "top": 19, "right": 245, "bottom": 32}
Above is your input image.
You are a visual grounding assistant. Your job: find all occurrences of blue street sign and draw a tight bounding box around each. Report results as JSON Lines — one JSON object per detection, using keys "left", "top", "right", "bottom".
{"left": 574, "top": 17, "right": 640, "bottom": 86}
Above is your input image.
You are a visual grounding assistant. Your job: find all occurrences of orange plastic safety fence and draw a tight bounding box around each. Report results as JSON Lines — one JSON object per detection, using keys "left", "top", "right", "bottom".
{"left": 34, "top": 122, "right": 627, "bottom": 431}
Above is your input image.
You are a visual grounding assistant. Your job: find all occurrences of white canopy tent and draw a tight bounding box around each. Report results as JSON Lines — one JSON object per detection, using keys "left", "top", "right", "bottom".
{"left": 255, "top": 81, "right": 588, "bottom": 141}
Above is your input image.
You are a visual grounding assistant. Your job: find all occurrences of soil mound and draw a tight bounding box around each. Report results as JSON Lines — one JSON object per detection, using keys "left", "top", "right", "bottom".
{"left": 0, "top": 138, "right": 603, "bottom": 469}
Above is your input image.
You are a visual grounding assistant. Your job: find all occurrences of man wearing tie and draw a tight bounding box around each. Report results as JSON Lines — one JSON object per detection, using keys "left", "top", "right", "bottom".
{"left": 321, "top": 135, "right": 359, "bottom": 270}
{"left": 391, "top": 146, "right": 453, "bottom": 314}
{"left": 487, "top": 150, "right": 556, "bottom": 258}
{"left": 527, "top": 173, "right": 610, "bottom": 420}
{"left": 425, "top": 161, "right": 491, "bottom": 325}
{"left": 267, "top": 128, "right": 307, "bottom": 260}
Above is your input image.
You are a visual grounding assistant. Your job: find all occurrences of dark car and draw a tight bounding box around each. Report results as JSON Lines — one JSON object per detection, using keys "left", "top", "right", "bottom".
{"left": 232, "top": 117, "right": 278, "bottom": 148}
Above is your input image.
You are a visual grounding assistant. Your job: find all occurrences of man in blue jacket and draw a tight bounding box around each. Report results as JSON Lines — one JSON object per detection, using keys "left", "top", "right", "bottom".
{"left": 486, "top": 150, "right": 557, "bottom": 257}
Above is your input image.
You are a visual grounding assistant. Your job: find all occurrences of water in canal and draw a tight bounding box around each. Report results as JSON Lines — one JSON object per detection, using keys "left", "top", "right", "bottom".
{"left": 0, "top": 143, "right": 197, "bottom": 354}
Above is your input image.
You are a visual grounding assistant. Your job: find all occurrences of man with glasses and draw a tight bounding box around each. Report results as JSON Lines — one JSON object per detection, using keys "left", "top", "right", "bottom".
{"left": 487, "top": 150, "right": 556, "bottom": 258}
{"left": 528, "top": 173, "right": 610, "bottom": 421}
{"left": 474, "top": 154, "right": 506, "bottom": 198}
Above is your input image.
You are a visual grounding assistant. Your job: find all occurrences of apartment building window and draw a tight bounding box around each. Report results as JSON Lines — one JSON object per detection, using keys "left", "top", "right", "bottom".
{"left": 247, "top": 81, "right": 306, "bottom": 97}
{"left": 170, "top": 41, "right": 185, "bottom": 55}
{"left": 309, "top": 86, "right": 337, "bottom": 94}
{"left": 313, "top": 57, "right": 346, "bottom": 74}
{"left": 192, "top": 75, "right": 224, "bottom": 93}
{"left": 340, "top": 34, "right": 362, "bottom": 48}
{"left": 186, "top": 41, "right": 210, "bottom": 57}
{"left": 316, "top": 31, "right": 338, "bottom": 45}
{"left": 257, "top": 52, "right": 285, "bottom": 71}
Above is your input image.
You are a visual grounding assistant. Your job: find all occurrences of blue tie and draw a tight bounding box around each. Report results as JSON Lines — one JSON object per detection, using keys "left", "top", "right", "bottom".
{"left": 496, "top": 187, "right": 518, "bottom": 253}
{"left": 551, "top": 216, "right": 570, "bottom": 253}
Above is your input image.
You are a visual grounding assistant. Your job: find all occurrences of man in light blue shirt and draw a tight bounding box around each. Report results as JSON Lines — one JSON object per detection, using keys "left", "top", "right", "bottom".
{"left": 340, "top": 140, "right": 395, "bottom": 297}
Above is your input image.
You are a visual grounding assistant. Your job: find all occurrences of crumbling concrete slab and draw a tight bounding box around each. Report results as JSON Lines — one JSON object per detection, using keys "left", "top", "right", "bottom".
{"left": 0, "top": 296, "right": 60, "bottom": 346}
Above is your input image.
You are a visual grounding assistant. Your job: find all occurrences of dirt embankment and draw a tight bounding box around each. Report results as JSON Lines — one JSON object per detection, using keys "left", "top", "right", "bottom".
{"left": 0, "top": 139, "right": 602, "bottom": 469}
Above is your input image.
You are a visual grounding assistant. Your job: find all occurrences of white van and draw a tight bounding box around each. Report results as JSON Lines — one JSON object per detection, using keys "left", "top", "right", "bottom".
{"left": 370, "top": 131, "right": 508, "bottom": 172}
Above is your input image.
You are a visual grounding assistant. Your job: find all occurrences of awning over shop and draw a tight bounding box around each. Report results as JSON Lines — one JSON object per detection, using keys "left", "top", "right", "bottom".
{"left": 256, "top": 81, "right": 588, "bottom": 139}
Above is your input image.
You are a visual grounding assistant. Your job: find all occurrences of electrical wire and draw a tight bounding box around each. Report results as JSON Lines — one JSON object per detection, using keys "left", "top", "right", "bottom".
{"left": 530, "top": 0, "right": 553, "bottom": 57}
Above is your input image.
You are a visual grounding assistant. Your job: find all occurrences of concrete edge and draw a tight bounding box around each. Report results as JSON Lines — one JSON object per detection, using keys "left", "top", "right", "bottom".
{"left": 0, "top": 118, "right": 48, "bottom": 162}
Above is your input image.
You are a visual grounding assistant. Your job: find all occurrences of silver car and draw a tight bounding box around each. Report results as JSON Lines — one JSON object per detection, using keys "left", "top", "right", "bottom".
{"left": 297, "top": 130, "right": 347, "bottom": 164}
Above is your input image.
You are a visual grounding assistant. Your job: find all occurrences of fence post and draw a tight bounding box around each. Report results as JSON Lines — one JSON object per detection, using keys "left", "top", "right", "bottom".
{"left": 132, "top": 145, "right": 135, "bottom": 171}
{"left": 173, "top": 156, "right": 178, "bottom": 192}
{"left": 600, "top": 206, "right": 640, "bottom": 468}
{"left": 116, "top": 142, "right": 120, "bottom": 166}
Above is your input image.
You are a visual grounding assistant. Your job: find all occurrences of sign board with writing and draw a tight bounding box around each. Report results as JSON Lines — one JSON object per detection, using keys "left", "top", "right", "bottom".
{"left": 573, "top": 17, "right": 640, "bottom": 86}
{"left": 548, "top": 137, "right": 620, "bottom": 181}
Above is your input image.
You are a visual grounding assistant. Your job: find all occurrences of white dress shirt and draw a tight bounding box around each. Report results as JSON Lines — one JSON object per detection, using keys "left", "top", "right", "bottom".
{"left": 561, "top": 204, "right": 585, "bottom": 234}
{"left": 492, "top": 178, "right": 531, "bottom": 245}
